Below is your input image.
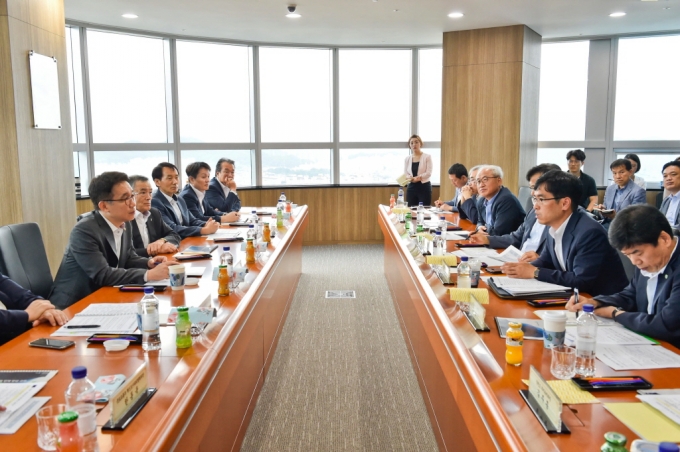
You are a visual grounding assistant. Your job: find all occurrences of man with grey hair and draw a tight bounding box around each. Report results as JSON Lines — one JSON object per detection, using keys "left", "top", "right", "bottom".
{"left": 458, "top": 165, "right": 482, "bottom": 224}
{"left": 473, "top": 165, "right": 525, "bottom": 236}
{"left": 207, "top": 158, "right": 242, "bottom": 213}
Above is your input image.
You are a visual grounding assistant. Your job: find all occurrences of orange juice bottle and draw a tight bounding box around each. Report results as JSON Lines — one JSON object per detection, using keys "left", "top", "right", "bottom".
{"left": 262, "top": 223, "right": 271, "bottom": 243}
{"left": 246, "top": 238, "right": 256, "bottom": 264}
{"left": 218, "top": 265, "right": 230, "bottom": 296}
{"left": 505, "top": 322, "right": 523, "bottom": 366}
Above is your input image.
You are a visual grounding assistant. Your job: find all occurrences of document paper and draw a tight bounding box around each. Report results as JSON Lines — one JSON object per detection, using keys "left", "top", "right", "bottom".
{"left": 0, "top": 396, "right": 50, "bottom": 435}
{"left": 637, "top": 394, "right": 680, "bottom": 426}
{"left": 565, "top": 325, "right": 655, "bottom": 346}
{"left": 597, "top": 344, "right": 680, "bottom": 370}
{"left": 52, "top": 303, "right": 138, "bottom": 337}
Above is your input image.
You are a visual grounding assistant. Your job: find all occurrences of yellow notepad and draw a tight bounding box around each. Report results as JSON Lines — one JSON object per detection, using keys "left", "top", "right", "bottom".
{"left": 416, "top": 232, "right": 433, "bottom": 241}
{"left": 604, "top": 402, "right": 680, "bottom": 442}
{"left": 450, "top": 288, "right": 489, "bottom": 304}
{"left": 522, "top": 379, "right": 599, "bottom": 404}
{"left": 396, "top": 174, "right": 410, "bottom": 186}
{"left": 426, "top": 255, "right": 458, "bottom": 266}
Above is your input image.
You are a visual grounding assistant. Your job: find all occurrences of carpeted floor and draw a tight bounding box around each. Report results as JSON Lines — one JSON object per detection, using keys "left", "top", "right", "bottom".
{"left": 240, "top": 244, "right": 438, "bottom": 452}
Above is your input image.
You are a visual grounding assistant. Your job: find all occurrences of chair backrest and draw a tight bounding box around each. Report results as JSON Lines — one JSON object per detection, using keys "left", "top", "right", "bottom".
{"left": 77, "top": 211, "right": 93, "bottom": 222}
{"left": 657, "top": 191, "right": 664, "bottom": 209}
{"left": 617, "top": 249, "right": 636, "bottom": 282}
{"left": 0, "top": 223, "right": 53, "bottom": 298}
{"left": 518, "top": 186, "right": 532, "bottom": 213}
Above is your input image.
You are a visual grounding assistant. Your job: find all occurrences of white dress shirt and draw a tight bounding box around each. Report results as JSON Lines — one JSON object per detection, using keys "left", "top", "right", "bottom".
{"left": 134, "top": 210, "right": 151, "bottom": 247}
{"left": 161, "top": 191, "right": 184, "bottom": 225}
{"left": 521, "top": 221, "right": 546, "bottom": 253}
{"left": 191, "top": 185, "right": 206, "bottom": 214}
{"left": 549, "top": 214, "right": 573, "bottom": 272}
{"left": 101, "top": 215, "right": 125, "bottom": 261}
{"left": 641, "top": 240, "right": 678, "bottom": 314}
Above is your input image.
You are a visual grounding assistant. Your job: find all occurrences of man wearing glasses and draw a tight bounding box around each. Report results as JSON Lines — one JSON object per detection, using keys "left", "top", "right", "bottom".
{"left": 475, "top": 165, "right": 525, "bottom": 236}
{"left": 458, "top": 165, "right": 481, "bottom": 224}
{"left": 207, "top": 158, "right": 242, "bottom": 213}
{"left": 50, "top": 172, "right": 178, "bottom": 309}
{"left": 501, "top": 170, "right": 628, "bottom": 296}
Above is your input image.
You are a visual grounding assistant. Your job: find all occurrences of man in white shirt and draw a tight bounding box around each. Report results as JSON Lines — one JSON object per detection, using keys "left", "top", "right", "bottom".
{"left": 206, "top": 158, "right": 242, "bottom": 213}
{"left": 180, "top": 162, "right": 240, "bottom": 223}
{"left": 660, "top": 161, "right": 680, "bottom": 229}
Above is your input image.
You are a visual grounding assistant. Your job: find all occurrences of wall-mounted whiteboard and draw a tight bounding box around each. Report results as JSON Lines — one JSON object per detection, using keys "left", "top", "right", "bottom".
{"left": 29, "top": 50, "right": 61, "bottom": 130}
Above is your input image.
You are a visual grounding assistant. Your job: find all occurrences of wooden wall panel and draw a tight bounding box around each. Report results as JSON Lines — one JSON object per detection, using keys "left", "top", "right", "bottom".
{"left": 76, "top": 198, "right": 91, "bottom": 216}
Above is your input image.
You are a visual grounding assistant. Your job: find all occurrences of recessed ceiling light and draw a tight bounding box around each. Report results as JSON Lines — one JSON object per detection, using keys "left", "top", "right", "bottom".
{"left": 393, "top": 9, "right": 399, "bottom": 12}
{"left": 448, "top": 12, "right": 464, "bottom": 18}
{"left": 121, "top": 13, "right": 138, "bottom": 19}
{"left": 609, "top": 12, "right": 626, "bottom": 17}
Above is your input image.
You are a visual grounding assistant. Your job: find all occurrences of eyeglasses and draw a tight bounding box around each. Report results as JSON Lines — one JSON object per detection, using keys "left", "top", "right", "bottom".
{"left": 468, "top": 178, "right": 477, "bottom": 184}
{"left": 103, "top": 193, "right": 137, "bottom": 205}
{"left": 531, "top": 196, "right": 562, "bottom": 205}
{"left": 477, "top": 176, "right": 499, "bottom": 184}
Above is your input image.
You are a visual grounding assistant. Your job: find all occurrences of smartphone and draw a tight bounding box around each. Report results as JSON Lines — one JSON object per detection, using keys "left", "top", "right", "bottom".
{"left": 485, "top": 266, "right": 503, "bottom": 274}
{"left": 29, "top": 338, "right": 75, "bottom": 350}
{"left": 87, "top": 334, "right": 143, "bottom": 345}
{"left": 527, "top": 299, "right": 568, "bottom": 307}
{"left": 572, "top": 376, "right": 652, "bottom": 391}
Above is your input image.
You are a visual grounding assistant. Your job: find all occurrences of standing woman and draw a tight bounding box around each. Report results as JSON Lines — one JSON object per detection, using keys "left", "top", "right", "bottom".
{"left": 404, "top": 134, "right": 433, "bottom": 206}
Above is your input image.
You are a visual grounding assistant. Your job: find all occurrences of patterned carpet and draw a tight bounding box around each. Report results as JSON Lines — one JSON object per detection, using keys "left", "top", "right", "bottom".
{"left": 241, "top": 245, "right": 438, "bottom": 452}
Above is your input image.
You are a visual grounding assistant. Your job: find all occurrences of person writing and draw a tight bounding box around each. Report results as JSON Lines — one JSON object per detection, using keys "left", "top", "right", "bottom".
{"left": 403, "top": 135, "right": 433, "bottom": 206}
{"left": 566, "top": 205, "right": 680, "bottom": 348}
{"left": 595, "top": 158, "right": 646, "bottom": 229}
{"left": 180, "top": 162, "right": 240, "bottom": 223}
{"left": 660, "top": 160, "right": 680, "bottom": 229}
{"left": 434, "top": 163, "right": 467, "bottom": 212}
{"left": 474, "top": 165, "right": 525, "bottom": 236}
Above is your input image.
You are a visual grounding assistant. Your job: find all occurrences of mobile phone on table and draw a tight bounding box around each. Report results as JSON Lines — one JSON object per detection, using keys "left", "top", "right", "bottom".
{"left": 29, "top": 338, "right": 75, "bottom": 350}
{"left": 571, "top": 376, "right": 652, "bottom": 391}
{"left": 527, "top": 299, "right": 568, "bottom": 307}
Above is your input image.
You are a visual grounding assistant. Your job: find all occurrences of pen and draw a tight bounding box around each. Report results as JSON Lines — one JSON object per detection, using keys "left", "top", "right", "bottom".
{"left": 66, "top": 325, "right": 100, "bottom": 329}
{"left": 574, "top": 288, "right": 580, "bottom": 317}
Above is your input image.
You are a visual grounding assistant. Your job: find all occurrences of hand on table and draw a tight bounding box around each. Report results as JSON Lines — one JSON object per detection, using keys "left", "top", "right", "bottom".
{"left": 469, "top": 233, "right": 489, "bottom": 245}
{"left": 25, "top": 299, "right": 56, "bottom": 323}
{"left": 221, "top": 211, "right": 240, "bottom": 223}
{"left": 501, "top": 262, "right": 536, "bottom": 279}
{"left": 147, "top": 259, "right": 179, "bottom": 281}
{"left": 519, "top": 251, "right": 539, "bottom": 262}
{"left": 146, "top": 239, "right": 178, "bottom": 256}
{"left": 33, "top": 306, "right": 69, "bottom": 327}
{"left": 201, "top": 218, "right": 219, "bottom": 234}
{"left": 565, "top": 294, "right": 600, "bottom": 312}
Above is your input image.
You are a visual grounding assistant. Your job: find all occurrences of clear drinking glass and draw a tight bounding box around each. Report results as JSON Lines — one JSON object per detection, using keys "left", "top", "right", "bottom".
{"left": 36, "top": 404, "right": 68, "bottom": 450}
{"left": 551, "top": 345, "right": 577, "bottom": 380}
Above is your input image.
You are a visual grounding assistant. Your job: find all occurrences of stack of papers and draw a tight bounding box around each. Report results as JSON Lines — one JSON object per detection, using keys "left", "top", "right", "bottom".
{"left": 491, "top": 277, "right": 570, "bottom": 296}
{"left": 534, "top": 310, "right": 616, "bottom": 327}
{"left": 52, "top": 303, "right": 138, "bottom": 336}
{"left": 0, "top": 382, "right": 50, "bottom": 434}
{"left": 452, "top": 249, "right": 505, "bottom": 267}
{"left": 596, "top": 344, "right": 680, "bottom": 371}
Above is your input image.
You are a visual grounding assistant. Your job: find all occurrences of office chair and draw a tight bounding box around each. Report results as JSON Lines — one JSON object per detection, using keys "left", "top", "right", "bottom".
{"left": 77, "top": 211, "right": 93, "bottom": 222}
{"left": 518, "top": 186, "right": 532, "bottom": 213}
{"left": 617, "top": 249, "right": 636, "bottom": 282}
{"left": 657, "top": 191, "right": 664, "bottom": 209}
{"left": 0, "top": 223, "right": 53, "bottom": 298}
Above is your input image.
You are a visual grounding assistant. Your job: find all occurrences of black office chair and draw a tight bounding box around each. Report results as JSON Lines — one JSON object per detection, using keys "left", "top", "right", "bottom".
{"left": 657, "top": 191, "right": 664, "bottom": 209}
{"left": 518, "top": 186, "right": 532, "bottom": 213}
{"left": 0, "top": 223, "right": 53, "bottom": 299}
{"left": 77, "top": 211, "right": 93, "bottom": 222}
{"left": 617, "top": 249, "right": 636, "bottom": 283}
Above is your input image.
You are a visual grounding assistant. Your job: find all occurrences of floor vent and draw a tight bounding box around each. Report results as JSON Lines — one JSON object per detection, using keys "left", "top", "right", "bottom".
{"left": 325, "top": 290, "right": 356, "bottom": 299}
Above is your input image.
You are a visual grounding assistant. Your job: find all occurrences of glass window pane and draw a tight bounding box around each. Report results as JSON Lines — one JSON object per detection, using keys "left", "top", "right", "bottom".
{"left": 418, "top": 49, "right": 442, "bottom": 142}
{"left": 65, "top": 27, "right": 86, "bottom": 143}
{"left": 262, "top": 149, "right": 331, "bottom": 186}
{"left": 339, "top": 50, "right": 411, "bottom": 142}
{"left": 176, "top": 41, "right": 251, "bottom": 143}
{"left": 538, "top": 42, "right": 589, "bottom": 141}
{"left": 340, "top": 149, "right": 406, "bottom": 184}
{"left": 259, "top": 47, "right": 332, "bottom": 143}
{"left": 87, "top": 31, "right": 169, "bottom": 143}
{"left": 615, "top": 152, "right": 680, "bottom": 188}
{"left": 93, "top": 151, "right": 171, "bottom": 178}
{"left": 614, "top": 35, "right": 680, "bottom": 140}
{"left": 180, "top": 150, "right": 253, "bottom": 188}
{"left": 536, "top": 148, "right": 573, "bottom": 171}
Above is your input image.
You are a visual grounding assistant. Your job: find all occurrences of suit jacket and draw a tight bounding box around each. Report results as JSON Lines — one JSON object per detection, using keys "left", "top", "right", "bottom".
{"left": 603, "top": 180, "right": 646, "bottom": 212}
{"left": 444, "top": 188, "right": 461, "bottom": 212}
{"left": 179, "top": 184, "right": 223, "bottom": 222}
{"left": 50, "top": 211, "right": 149, "bottom": 309}
{"left": 476, "top": 186, "right": 526, "bottom": 236}
{"left": 660, "top": 195, "right": 680, "bottom": 227}
{"left": 595, "top": 244, "right": 680, "bottom": 348}
{"left": 152, "top": 190, "right": 205, "bottom": 239}
{"left": 487, "top": 208, "right": 549, "bottom": 254}
{"left": 206, "top": 177, "right": 241, "bottom": 213}
{"left": 458, "top": 195, "right": 479, "bottom": 224}
{"left": 404, "top": 153, "right": 433, "bottom": 184}
{"left": 532, "top": 209, "right": 629, "bottom": 296}
{"left": 130, "top": 207, "right": 181, "bottom": 258}
{"left": 0, "top": 274, "right": 41, "bottom": 344}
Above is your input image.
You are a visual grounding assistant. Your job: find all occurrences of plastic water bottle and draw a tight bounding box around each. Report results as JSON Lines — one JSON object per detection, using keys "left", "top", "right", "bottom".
{"left": 438, "top": 216, "right": 448, "bottom": 246}
{"left": 279, "top": 191, "right": 286, "bottom": 204}
{"left": 433, "top": 231, "right": 444, "bottom": 256}
{"left": 247, "top": 224, "right": 257, "bottom": 241}
{"left": 397, "top": 187, "right": 405, "bottom": 206}
{"left": 138, "top": 287, "right": 161, "bottom": 351}
{"left": 576, "top": 304, "right": 598, "bottom": 377}
{"left": 276, "top": 205, "right": 283, "bottom": 228}
{"left": 65, "top": 366, "right": 98, "bottom": 451}
{"left": 417, "top": 202, "right": 425, "bottom": 225}
{"left": 458, "top": 256, "right": 471, "bottom": 289}
{"left": 469, "top": 258, "right": 481, "bottom": 288}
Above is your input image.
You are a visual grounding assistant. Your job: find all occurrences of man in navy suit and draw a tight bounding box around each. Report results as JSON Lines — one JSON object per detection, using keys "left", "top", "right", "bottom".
{"left": 151, "top": 163, "right": 220, "bottom": 239}
{"left": 179, "top": 162, "right": 240, "bottom": 223}
{"left": 660, "top": 160, "right": 680, "bottom": 229}
{"left": 596, "top": 158, "right": 646, "bottom": 229}
{"left": 475, "top": 165, "right": 526, "bottom": 236}
{"left": 206, "top": 158, "right": 241, "bottom": 213}
{"left": 567, "top": 205, "right": 680, "bottom": 348}
{"left": 470, "top": 164, "right": 561, "bottom": 260}
{"left": 434, "top": 163, "right": 468, "bottom": 212}
{"left": 458, "top": 165, "right": 480, "bottom": 224}
{"left": 0, "top": 274, "right": 68, "bottom": 345}
{"left": 502, "top": 170, "right": 628, "bottom": 296}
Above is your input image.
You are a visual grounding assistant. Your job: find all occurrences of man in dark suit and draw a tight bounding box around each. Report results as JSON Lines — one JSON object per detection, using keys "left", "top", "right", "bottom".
{"left": 470, "top": 164, "right": 561, "bottom": 260}
{"left": 179, "top": 162, "right": 240, "bottom": 223}
{"left": 151, "top": 162, "right": 220, "bottom": 239}
{"left": 660, "top": 160, "right": 680, "bottom": 229}
{"left": 475, "top": 165, "right": 526, "bottom": 236}
{"left": 206, "top": 158, "right": 242, "bottom": 213}
{"left": 502, "top": 170, "right": 628, "bottom": 296}
{"left": 458, "top": 165, "right": 480, "bottom": 224}
{"left": 567, "top": 205, "right": 680, "bottom": 348}
{"left": 434, "top": 163, "right": 468, "bottom": 212}
{"left": 128, "top": 175, "right": 181, "bottom": 257}
{"left": 596, "top": 158, "right": 646, "bottom": 229}
{"left": 0, "top": 274, "right": 68, "bottom": 345}
{"left": 50, "top": 172, "right": 176, "bottom": 309}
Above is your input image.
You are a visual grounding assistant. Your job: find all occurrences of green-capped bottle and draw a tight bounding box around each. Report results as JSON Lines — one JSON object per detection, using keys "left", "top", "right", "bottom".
{"left": 601, "top": 432, "right": 627, "bottom": 452}
{"left": 175, "top": 307, "right": 192, "bottom": 349}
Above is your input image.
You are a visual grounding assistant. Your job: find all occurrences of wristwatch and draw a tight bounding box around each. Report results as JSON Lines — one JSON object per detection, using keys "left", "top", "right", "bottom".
{"left": 612, "top": 307, "right": 623, "bottom": 319}
{"left": 533, "top": 268, "right": 540, "bottom": 279}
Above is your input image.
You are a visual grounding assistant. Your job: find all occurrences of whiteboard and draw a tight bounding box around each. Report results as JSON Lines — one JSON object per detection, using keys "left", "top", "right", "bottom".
{"left": 28, "top": 51, "right": 61, "bottom": 130}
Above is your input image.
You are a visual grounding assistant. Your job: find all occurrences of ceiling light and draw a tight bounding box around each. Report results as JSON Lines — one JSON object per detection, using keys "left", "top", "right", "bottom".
{"left": 609, "top": 12, "right": 626, "bottom": 17}
{"left": 663, "top": 6, "right": 671, "bottom": 9}
{"left": 121, "top": 13, "right": 138, "bottom": 19}
{"left": 286, "top": 5, "right": 301, "bottom": 18}
{"left": 448, "top": 12, "right": 464, "bottom": 18}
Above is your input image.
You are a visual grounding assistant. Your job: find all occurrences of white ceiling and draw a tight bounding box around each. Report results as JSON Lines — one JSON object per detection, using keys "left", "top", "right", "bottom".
{"left": 64, "top": 0, "right": 680, "bottom": 46}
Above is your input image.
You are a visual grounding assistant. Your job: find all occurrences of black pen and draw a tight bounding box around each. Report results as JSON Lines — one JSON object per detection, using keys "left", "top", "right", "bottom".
{"left": 66, "top": 325, "right": 100, "bottom": 329}
{"left": 574, "top": 288, "right": 580, "bottom": 317}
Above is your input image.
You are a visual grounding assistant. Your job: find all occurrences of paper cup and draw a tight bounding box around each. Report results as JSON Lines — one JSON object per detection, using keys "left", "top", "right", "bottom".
{"left": 542, "top": 311, "right": 567, "bottom": 348}
{"left": 169, "top": 264, "right": 186, "bottom": 290}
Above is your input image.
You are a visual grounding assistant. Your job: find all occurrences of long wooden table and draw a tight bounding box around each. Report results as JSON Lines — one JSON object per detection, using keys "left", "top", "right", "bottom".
{"left": 0, "top": 206, "right": 308, "bottom": 452}
{"left": 379, "top": 205, "right": 680, "bottom": 452}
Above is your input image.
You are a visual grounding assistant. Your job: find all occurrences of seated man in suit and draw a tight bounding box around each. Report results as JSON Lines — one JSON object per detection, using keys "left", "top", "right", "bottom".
{"left": 475, "top": 165, "right": 526, "bottom": 236}
{"left": 50, "top": 172, "right": 177, "bottom": 309}
{"left": 128, "top": 175, "right": 181, "bottom": 257}
{"left": 470, "top": 164, "right": 561, "bottom": 261}
{"left": 179, "top": 162, "right": 240, "bottom": 223}
{"left": 0, "top": 273, "right": 68, "bottom": 345}
{"left": 458, "top": 165, "right": 481, "bottom": 224}
{"left": 596, "top": 158, "right": 646, "bottom": 229}
{"left": 151, "top": 162, "right": 220, "bottom": 239}
{"left": 566, "top": 205, "right": 680, "bottom": 348}
{"left": 434, "top": 163, "right": 467, "bottom": 212}
{"left": 206, "top": 158, "right": 242, "bottom": 213}
{"left": 660, "top": 160, "right": 680, "bottom": 229}
{"left": 502, "top": 170, "right": 628, "bottom": 296}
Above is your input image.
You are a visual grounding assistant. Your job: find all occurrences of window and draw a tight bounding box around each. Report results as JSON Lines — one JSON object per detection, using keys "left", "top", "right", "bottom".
{"left": 261, "top": 149, "right": 331, "bottom": 186}
{"left": 259, "top": 47, "right": 332, "bottom": 143}
{"left": 614, "top": 35, "right": 680, "bottom": 141}
{"left": 418, "top": 49, "right": 442, "bottom": 142}
{"left": 87, "top": 31, "right": 170, "bottom": 143}
{"left": 339, "top": 50, "right": 411, "bottom": 142}
{"left": 538, "top": 42, "right": 589, "bottom": 141}
{"left": 65, "top": 27, "right": 86, "bottom": 144}
{"left": 615, "top": 152, "right": 679, "bottom": 188}
{"left": 180, "top": 150, "right": 253, "bottom": 188}
{"left": 536, "top": 148, "right": 573, "bottom": 171}
{"left": 93, "top": 151, "right": 172, "bottom": 178}
{"left": 339, "top": 149, "right": 406, "bottom": 184}
{"left": 176, "top": 41, "right": 251, "bottom": 143}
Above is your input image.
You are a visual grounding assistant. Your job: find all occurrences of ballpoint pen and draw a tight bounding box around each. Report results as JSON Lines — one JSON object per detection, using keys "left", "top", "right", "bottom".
{"left": 574, "top": 288, "right": 580, "bottom": 317}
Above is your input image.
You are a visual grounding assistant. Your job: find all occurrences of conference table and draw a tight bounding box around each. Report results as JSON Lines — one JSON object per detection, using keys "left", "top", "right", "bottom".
{"left": 0, "top": 206, "right": 308, "bottom": 452}
{"left": 379, "top": 205, "right": 680, "bottom": 452}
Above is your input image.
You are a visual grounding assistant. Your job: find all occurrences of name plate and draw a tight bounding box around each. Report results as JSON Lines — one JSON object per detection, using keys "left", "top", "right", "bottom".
{"left": 519, "top": 365, "right": 570, "bottom": 434}
{"left": 111, "top": 363, "right": 148, "bottom": 425}
{"left": 467, "top": 295, "right": 490, "bottom": 331}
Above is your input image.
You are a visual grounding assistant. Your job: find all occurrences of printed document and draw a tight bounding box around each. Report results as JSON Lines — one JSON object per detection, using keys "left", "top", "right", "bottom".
{"left": 565, "top": 325, "right": 655, "bottom": 346}
{"left": 0, "top": 382, "right": 46, "bottom": 411}
{"left": 0, "top": 396, "right": 50, "bottom": 434}
{"left": 637, "top": 394, "right": 680, "bottom": 426}
{"left": 597, "top": 344, "right": 680, "bottom": 370}
{"left": 490, "top": 276, "right": 570, "bottom": 296}
{"left": 52, "top": 303, "right": 138, "bottom": 336}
